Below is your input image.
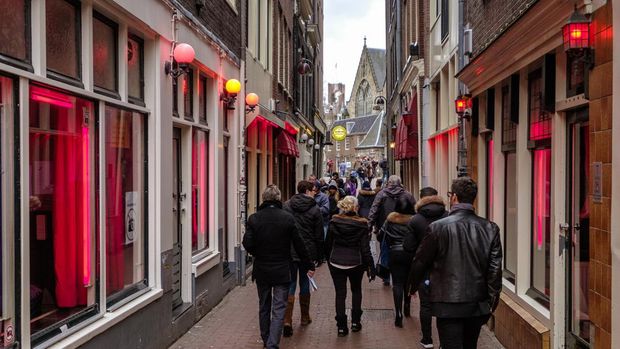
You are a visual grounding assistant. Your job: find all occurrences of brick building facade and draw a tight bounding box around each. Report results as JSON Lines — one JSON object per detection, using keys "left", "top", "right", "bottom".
{"left": 458, "top": 0, "right": 616, "bottom": 348}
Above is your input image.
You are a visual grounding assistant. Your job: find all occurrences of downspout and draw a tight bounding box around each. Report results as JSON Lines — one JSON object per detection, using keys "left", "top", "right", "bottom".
{"left": 456, "top": 0, "right": 469, "bottom": 177}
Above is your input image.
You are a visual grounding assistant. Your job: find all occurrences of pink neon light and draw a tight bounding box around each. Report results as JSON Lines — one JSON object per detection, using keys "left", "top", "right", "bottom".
{"left": 488, "top": 139, "right": 494, "bottom": 218}
{"left": 31, "top": 86, "right": 74, "bottom": 109}
{"left": 533, "top": 149, "right": 551, "bottom": 250}
{"left": 31, "top": 94, "right": 74, "bottom": 109}
{"left": 200, "top": 138, "right": 207, "bottom": 244}
{"left": 82, "top": 125, "right": 91, "bottom": 286}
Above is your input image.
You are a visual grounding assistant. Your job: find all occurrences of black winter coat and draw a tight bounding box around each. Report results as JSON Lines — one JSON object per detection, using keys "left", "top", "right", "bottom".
{"left": 284, "top": 194, "right": 324, "bottom": 262}
{"left": 357, "top": 190, "right": 376, "bottom": 218}
{"left": 368, "top": 184, "right": 416, "bottom": 230}
{"left": 325, "top": 213, "right": 374, "bottom": 270}
{"left": 404, "top": 195, "right": 448, "bottom": 254}
{"left": 381, "top": 212, "right": 414, "bottom": 248}
{"left": 410, "top": 205, "right": 503, "bottom": 314}
{"left": 243, "top": 201, "right": 314, "bottom": 285}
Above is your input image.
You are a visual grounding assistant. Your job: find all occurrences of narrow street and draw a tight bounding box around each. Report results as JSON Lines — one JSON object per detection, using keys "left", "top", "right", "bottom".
{"left": 170, "top": 265, "right": 504, "bottom": 349}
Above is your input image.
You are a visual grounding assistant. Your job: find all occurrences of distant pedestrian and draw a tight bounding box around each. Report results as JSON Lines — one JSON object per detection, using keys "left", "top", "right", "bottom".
{"left": 368, "top": 175, "right": 416, "bottom": 286}
{"left": 357, "top": 181, "right": 376, "bottom": 218}
{"left": 379, "top": 159, "right": 389, "bottom": 181}
{"left": 282, "top": 181, "right": 324, "bottom": 337}
{"left": 380, "top": 196, "right": 415, "bottom": 328}
{"left": 312, "top": 179, "right": 330, "bottom": 256}
{"left": 325, "top": 196, "right": 376, "bottom": 337}
{"left": 405, "top": 186, "right": 448, "bottom": 348}
{"left": 327, "top": 182, "right": 340, "bottom": 218}
{"left": 243, "top": 185, "right": 315, "bottom": 349}
{"left": 410, "top": 178, "right": 502, "bottom": 349}
{"left": 374, "top": 178, "right": 383, "bottom": 193}
{"left": 344, "top": 174, "right": 358, "bottom": 196}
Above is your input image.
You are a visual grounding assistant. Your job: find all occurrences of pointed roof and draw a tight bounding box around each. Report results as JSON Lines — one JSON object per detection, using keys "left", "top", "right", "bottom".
{"left": 332, "top": 114, "right": 378, "bottom": 135}
{"left": 357, "top": 111, "right": 385, "bottom": 149}
{"left": 366, "top": 48, "right": 386, "bottom": 88}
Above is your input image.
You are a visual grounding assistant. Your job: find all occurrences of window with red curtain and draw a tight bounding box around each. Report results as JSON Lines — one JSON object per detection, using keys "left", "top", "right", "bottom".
{"left": 192, "top": 129, "right": 209, "bottom": 253}
{"left": 528, "top": 69, "right": 552, "bottom": 305}
{"left": 28, "top": 85, "right": 98, "bottom": 337}
{"left": 486, "top": 138, "right": 494, "bottom": 220}
{"left": 105, "top": 105, "right": 147, "bottom": 304}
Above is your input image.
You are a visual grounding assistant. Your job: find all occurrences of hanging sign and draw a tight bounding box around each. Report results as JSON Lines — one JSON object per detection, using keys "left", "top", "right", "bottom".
{"left": 125, "top": 192, "right": 140, "bottom": 244}
{"left": 332, "top": 125, "right": 347, "bottom": 141}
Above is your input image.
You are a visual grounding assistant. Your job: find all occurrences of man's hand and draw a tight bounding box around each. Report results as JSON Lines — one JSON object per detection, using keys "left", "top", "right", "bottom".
{"left": 307, "top": 270, "right": 315, "bottom": 278}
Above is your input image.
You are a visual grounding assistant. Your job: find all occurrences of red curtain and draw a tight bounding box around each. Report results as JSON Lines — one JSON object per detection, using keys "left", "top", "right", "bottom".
{"left": 52, "top": 100, "right": 90, "bottom": 308}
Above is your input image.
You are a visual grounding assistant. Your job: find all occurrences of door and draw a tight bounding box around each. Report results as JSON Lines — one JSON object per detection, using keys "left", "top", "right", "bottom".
{"left": 566, "top": 110, "right": 590, "bottom": 348}
{"left": 171, "top": 128, "right": 183, "bottom": 310}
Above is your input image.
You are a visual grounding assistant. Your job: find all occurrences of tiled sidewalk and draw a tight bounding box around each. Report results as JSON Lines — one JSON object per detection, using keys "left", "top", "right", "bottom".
{"left": 170, "top": 265, "right": 504, "bottom": 349}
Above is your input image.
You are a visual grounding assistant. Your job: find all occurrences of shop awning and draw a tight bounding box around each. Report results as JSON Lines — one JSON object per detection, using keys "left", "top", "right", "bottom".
{"left": 276, "top": 130, "right": 299, "bottom": 157}
{"left": 394, "top": 112, "right": 418, "bottom": 160}
{"left": 246, "top": 105, "right": 285, "bottom": 129}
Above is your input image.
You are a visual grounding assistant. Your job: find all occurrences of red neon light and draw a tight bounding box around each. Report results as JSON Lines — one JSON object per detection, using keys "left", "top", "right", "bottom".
{"left": 31, "top": 87, "right": 74, "bottom": 109}
{"left": 82, "top": 125, "right": 91, "bottom": 286}
{"left": 285, "top": 122, "right": 298, "bottom": 135}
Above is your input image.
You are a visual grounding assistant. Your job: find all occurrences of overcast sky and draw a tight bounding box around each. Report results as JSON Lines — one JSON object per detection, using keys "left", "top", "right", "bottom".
{"left": 323, "top": 0, "right": 386, "bottom": 104}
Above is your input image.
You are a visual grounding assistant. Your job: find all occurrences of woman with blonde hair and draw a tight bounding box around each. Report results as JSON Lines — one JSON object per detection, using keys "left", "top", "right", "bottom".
{"left": 325, "top": 196, "right": 376, "bottom": 337}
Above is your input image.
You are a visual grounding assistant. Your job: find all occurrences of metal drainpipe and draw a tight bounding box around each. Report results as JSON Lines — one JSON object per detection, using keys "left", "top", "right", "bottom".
{"left": 457, "top": 0, "right": 469, "bottom": 178}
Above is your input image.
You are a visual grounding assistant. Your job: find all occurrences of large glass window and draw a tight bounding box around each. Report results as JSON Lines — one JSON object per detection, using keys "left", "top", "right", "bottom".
{"left": 46, "top": 0, "right": 81, "bottom": 80}
{"left": 127, "top": 35, "right": 144, "bottom": 103}
{"left": 531, "top": 148, "right": 551, "bottom": 301}
{"left": 184, "top": 69, "right": 194, "bottom": 121}
{"left": 29, "top": 86, "right": 98, "bottom": 341}
{"left": 192, "top": 129, "right": 209, "bottom": 253}
{"left": 0, "top": 0, "right": 29, "bottom": 63}
{"left": 93, "top": 13, "right": 118, "bottom": 93}
{"left": 104, "top": 106, "right": 147, "bottom": 305}
{"left": 198, "top": 75, "right": 208, "bottom": 124}
{"left": 504, "top": 152, "right": 517, "bottom": 280}
{"left": 486, "top": 138, "right": 494, "bottom": 219}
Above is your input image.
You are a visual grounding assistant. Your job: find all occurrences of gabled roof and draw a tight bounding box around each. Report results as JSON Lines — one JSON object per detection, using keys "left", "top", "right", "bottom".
{"left": 332, "top": 114, "right": 378, "bottom": 136}
{"left": 367, "top": 48, "right": 386, "bottom": 88}
{"left": 357, "top": 111, "right": 385, "bottom": 149}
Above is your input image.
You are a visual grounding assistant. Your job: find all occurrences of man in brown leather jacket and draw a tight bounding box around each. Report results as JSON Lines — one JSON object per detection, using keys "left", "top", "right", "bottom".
{"left": 410, "top": 177, "right": 502, "bottom": 349}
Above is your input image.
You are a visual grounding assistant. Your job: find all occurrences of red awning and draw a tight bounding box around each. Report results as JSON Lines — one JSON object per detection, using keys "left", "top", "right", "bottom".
{"left": 277, "top": 130, "right": 300, "bottom": 157}
{"left": 395, "top": 112, "right": 418, "bottom": 160}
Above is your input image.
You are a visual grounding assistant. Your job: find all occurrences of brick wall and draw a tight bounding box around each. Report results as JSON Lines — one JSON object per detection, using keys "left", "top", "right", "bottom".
{"left": 588, "top": 2, "right": 613, "bottom": 348}
{"left": 177, "top": 0, "right": 242, "bottom": 58}
{"left": 494, "top": 294, "right": 550, "bottom": 349}
{"left": 465, "top": 0, "right": 537, "bottom": 58}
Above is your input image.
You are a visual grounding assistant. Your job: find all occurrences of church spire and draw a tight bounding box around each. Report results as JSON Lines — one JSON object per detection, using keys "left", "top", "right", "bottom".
{"left": 363, "top": 36, "right": 367, "bottom": 47}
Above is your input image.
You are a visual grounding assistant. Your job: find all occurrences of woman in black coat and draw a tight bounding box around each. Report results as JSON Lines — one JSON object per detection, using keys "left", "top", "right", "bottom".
{"left": 357, "top": 181, "right": 376, "bottom": 218}
{"left": 325, "top": 196, "right": 376, "bottom": 337}
{"left": 380, "top": 196, "right": 415, "bottom": 327}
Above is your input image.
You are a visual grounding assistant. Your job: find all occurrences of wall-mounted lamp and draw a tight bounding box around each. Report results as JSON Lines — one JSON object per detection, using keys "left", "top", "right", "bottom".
{"left": 300, "top": 133, "right": 309, "bottom": 143}
{"left": 221, "top": 79, "right": 241, "bottom": 110}
{"left": 297, "top": 58, "right": 313, "bottom": 75}
{"left": 314, "top": 144, "right": 321, "bottom": 150}
{"left": 245, "top": 93, "right": 259, "bottom": 113}
{"left": 563, "top": 6, "right": 594, "bottom": 69}
{"left": 308, "top": 138, "right": 315, "bottom": 147}
{"left": 165, "top": 43, "right": 196, "bottom": 83}
{"left": 455, "top": 95, "right": 473, "bottom": 118}
{"left": 389, "top": 141, "right": 396, "bottom": 149}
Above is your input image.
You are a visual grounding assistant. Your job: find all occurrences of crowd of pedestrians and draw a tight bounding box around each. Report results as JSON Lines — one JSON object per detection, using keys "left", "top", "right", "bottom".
{"left": 243, "top": 172, "right": 503, "bottom": 349}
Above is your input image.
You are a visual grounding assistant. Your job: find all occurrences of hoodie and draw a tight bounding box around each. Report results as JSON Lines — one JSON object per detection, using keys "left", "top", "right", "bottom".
{"left": 284, "top": 194, "right": 324, "bottom": 261}
{"left": 357, "top": 189, "right": 377, "bottom": 218}
{"left": 404, "top": 195, "right": 448, "bottom": 253}
{"left": 368, "top": 184, "right": 416, "bottom": 230}
{"left": 325, "top": 213, "right": 373, "bottom": 268}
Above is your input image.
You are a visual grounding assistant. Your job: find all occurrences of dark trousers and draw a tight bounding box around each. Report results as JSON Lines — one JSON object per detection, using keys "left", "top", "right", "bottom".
{"left": 257, "top": 281, "right": 289, "bottom": 349}
{"left": 388, "top": 250, "right": 413, "bottom": 317}
{"left": 328, "top": 264, "right": 365, "bottom": 326}
{"left": 288, "top": 262, "right": 310, "bottom": 295}
{"left": 436, "top": 314, "right": 491, "bottom": 349}
{"left": 418, "top": 282, "right": 433, "bottom": 342}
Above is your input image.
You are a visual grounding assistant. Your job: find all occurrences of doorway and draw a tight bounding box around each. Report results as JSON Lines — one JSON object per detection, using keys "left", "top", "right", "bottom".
{"left": 566, "top": 109, "right": 590, "bottom": 348}
{"left": 171, "top": 127, "right": 183, "bottom": 310}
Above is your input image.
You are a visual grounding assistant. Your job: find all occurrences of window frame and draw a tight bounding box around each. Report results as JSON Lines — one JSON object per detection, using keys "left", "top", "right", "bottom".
{"left": 103, "top": 104, "right": 149, "bottom": 309}
{"left": 183, "top": 68, "right": 194, "bottom": 122}
{"left": 92, "top": 11, "right": 120, "bottom": 98}
{"left": 502, "top": 150, "right": 517, "bottom": 283}
{"left": 45, "top": 0, "right": 83, "bottom": 87}
{"left": 198, "top": 74, "right": 208, "bottom": 125}
{"left": 0, "top": 0, "right": 33, "bottom": 71}
{"left": 127, "top": 33, "right": 145, "bottom": 106}
{"left": 191, "top": 127, "right": 211, "bottom": 257}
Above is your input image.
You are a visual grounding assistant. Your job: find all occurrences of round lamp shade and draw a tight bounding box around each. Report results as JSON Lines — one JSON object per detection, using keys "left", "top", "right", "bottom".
{"left": 245, "top": 93, "right": 259, "bottom": 107}
{"left": 173, "top": 43, "right": 195, "bottom": 64}
{"left": 225, "top": 79, "right": 242, "bottom": 95}
{"left": 300, "top": 133, "right": 309, "bottom": 141}
{"left": 308, "top": 139, "right": 315, "bottom": 146}
{"left": 314, "top": 144, "right": 320, "bottom": 150}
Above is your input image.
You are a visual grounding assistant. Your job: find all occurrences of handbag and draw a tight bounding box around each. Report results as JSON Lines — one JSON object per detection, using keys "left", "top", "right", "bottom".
{"left": 375, "top": 237, "right": 390, "bottom": 280}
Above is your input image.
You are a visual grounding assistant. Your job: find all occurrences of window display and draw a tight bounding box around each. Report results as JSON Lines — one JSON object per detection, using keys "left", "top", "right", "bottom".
{"left": 192, "top": 129, "right": 209, "bottom": 253}
{"left": 105, "top": 106, "right": 147, "bottom": 303}
{"left": 28, "top": 86, "right": 97, "bottom": 338}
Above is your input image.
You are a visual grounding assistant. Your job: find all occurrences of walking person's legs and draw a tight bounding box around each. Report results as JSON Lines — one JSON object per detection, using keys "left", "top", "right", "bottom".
{"left": 283, "top": 262, "right": 299, "bottom": 337}
{"left": 298, "top": 266, "right": 312, "bottom": 326}
{"left": 265, "top": 284, "right": 290, "bottom": 349}
{"left": 348, "top": 266, "right": 365, "bottom": 332}
{"left": 256, "top": 282, "right": 273, "bottom": 347}
{"left": 389, "top": 251, "right": 411, "bottom": 328}
{"left": 462, "top": 315, "right": 491, "bottom": 349}
{"left": 418, "top": 282, "right": 434, "bottom": 348}
{"left": 436, "top": 317, "right": 465, "bottom": 349}
{"left": 329, "top": 265, "right": 349, "bottom": 336}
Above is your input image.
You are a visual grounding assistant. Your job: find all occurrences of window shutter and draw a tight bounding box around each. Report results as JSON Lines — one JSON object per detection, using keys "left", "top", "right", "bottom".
{"left": 542, "top": 53, "right": 556, "bottom": 113}
{"left": 486, "top": 88, "right": 495, "bottom": 130}
{"left": 510, "top": 74, "right": 519, "bottom": 124}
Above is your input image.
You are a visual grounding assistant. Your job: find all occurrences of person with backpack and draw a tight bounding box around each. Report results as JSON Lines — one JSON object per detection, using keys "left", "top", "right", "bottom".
{"left": 357, "top": 181, "right": 376, "bottom": 218}
{"left": 404, "top": 187, "right": 448, "bottom": 348}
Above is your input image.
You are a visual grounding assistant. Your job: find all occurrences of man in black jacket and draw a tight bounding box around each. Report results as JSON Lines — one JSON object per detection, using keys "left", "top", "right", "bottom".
{"left": 405, "top": 187, "right": 447, "bottom": 348}
{"left": 243, "top": 185, "right": 315, "bottom": 349}
{"left": 410, "top": 178, "right": 502, "bottom": 349}
{"left": 282, "top": 181, "right": 324, "bottom": 337}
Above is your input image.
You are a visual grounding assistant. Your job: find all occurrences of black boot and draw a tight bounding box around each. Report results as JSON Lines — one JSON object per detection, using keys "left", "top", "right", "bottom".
{"left": 393, "top": 286, "right": 404, "bottom": 328}
{"left": 351, "top": 309, "right": 363, "bottom": 332}
{"left": 404, "top": 296, "right": 411, "bottom": 318}
{"left": 335, "top": 315, "right": 349, "bottom": 337}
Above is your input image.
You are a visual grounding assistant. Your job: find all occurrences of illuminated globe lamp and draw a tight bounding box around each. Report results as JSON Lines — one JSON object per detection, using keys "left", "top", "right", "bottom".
{"left": 165, "top": 42, "right": 195, "bottom": 80}
{"left": 308, "top": 138, "right": 315, "bottom": 147}
{"left": 222, "top": 79, "right": 242, "bottom": 110}
{"left": 300, "top": 133, "right": 309, "bottom": 143}
{"left": 245, "top": 92, "right": 259, "bottom": 113}
{"left": 314, "top": 144, "right": 320, "bottom": 150}
{"left": 455, "top": 95, "right": 472, "bottom": 117}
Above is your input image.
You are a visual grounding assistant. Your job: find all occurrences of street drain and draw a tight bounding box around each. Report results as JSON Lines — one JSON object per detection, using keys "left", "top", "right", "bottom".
{"left": 345, "top": 308, "right": 394, "bottom": 321}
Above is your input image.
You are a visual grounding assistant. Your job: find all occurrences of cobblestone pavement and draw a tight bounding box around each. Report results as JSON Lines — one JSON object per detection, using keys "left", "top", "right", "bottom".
{"left": 171, "top": 264, "right": 504, "bottom": 349}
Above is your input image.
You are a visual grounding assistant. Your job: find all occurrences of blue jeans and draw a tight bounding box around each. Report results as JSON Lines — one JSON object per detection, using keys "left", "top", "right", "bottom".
{"left": 257, "top": 282, "right": 289, "bottom": 349}
{"left": 380, "top": 237, "right": 390, "bottom": 282}
{"left": 288, "top": 262, "right": 310, "bottom": 296}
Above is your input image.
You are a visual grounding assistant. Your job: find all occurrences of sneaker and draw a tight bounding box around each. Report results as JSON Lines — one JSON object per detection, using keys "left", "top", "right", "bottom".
{"left": 420, "top": 339, "right": 434, "bottom": 348}
{"left": 351, "top": 322, "right": 362, "bottom": 332}
{"left": 337, "top": 327, "right": 349, "bottom": 337}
